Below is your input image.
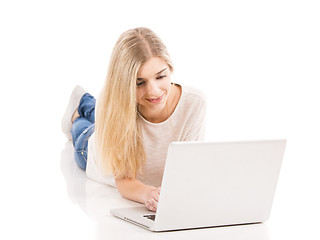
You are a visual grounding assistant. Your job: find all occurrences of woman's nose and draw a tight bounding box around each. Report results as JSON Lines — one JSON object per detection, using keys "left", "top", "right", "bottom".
{"left": 146, "top": 80, "right": 161, "bottom": 96}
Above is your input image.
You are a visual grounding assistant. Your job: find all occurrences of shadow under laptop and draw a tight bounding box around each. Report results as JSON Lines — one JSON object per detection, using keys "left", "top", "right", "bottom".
{"left": 60, "top": 141, "right": 270, "bottom": 240}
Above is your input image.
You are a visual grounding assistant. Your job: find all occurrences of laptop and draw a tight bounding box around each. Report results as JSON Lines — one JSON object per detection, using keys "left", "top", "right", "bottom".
{"left": 110, "top": 139, "right": 286, "bottom": 232}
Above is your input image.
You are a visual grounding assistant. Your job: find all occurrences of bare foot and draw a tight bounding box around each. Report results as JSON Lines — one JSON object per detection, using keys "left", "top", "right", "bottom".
{"left": 72, "top": 109, "right": 80, "bottom": 123}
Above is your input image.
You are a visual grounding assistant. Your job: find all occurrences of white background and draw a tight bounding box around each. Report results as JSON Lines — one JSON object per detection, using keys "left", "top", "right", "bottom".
{"left": 1, "top": 0, "right": 319, "bottom": 239}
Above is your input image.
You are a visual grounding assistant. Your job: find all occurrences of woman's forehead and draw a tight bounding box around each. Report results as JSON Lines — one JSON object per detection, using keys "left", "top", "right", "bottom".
{"left": 137, "top": 57, "right": 168, "bottom": 78}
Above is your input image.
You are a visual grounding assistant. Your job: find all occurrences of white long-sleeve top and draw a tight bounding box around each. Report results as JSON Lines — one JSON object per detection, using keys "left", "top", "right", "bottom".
{"left": 86, "top": 84, "right": 207, "bottom": 187}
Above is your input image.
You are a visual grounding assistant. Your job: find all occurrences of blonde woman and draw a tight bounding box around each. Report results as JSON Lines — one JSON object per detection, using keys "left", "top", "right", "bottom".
{"left": 62, "top": 27, "right": 206, "bottom": 212}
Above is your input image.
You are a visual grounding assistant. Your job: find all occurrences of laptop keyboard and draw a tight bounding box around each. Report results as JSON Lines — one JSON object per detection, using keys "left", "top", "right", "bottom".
{"left": 143, "top": 214, "right": 156, "bottom": 221}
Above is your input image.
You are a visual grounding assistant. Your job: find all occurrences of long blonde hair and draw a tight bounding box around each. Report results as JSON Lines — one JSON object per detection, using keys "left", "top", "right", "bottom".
{"left": 96, "top": 27, "right": 174, "bottom": 179}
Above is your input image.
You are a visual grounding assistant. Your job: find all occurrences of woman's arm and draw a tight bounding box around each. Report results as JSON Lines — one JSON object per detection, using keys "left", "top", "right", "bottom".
{"left": 183, "top": 95, "right": 207, "bottom": 141}
{"left": 115, "top": 177, "right": 161, "bottom": 212}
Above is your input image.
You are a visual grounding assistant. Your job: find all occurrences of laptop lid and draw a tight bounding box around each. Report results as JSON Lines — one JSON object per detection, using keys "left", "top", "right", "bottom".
{"left": 153, "top": 139, "right": 286, "bottom": 231}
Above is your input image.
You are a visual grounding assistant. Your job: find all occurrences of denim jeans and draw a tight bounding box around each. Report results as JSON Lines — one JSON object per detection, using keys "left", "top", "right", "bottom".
{"left": 71, "top": 93, "right": 96, "bottom": 170}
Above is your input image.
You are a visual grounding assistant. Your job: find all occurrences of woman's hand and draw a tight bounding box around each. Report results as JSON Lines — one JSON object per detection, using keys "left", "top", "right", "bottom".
{"left": 144, "top": 187, "right": 161, "bottom": 212}
{"left": 115, "top": 178, "right": 161, "bottom": 212}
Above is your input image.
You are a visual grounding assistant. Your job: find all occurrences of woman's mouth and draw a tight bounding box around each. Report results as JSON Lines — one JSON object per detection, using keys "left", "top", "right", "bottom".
{"left": 146, "top": 93, "right": 164, "bottom": 103}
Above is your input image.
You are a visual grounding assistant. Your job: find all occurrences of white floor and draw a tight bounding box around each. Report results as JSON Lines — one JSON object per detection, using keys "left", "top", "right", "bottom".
{"left": 58, "top": 140, "right": 320, "bottom": 240}
{"left": 1, "top": 1, "right": 320, "bottom": 239}
{"left": 2, "top": 133, "right": 320, "bottom": 239}
{"left": 4, "top": 136, "right": 316, "bottom": 240}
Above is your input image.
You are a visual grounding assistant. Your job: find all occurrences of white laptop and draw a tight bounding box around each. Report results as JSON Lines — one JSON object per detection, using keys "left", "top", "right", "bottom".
{"left": 110, "top": 139, "right": 286, "bottom": 232}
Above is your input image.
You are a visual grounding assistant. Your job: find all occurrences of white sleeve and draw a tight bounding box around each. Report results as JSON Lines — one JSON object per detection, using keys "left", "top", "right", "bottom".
{"left": 86, "top": 133, "right": 116, "bottom": 188}
{"left": 183, "top": 96, "right": 207, "bottom": 141}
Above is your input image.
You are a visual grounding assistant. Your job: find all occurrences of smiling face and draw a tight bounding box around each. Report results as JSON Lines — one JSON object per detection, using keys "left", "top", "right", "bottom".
{"left": 136, "top": 57, "right": 172, "bottom": 121}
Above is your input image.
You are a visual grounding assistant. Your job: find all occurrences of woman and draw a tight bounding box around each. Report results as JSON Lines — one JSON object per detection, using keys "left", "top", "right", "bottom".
{"left": 62, "top": 27, "right": 206, "bottom": 212}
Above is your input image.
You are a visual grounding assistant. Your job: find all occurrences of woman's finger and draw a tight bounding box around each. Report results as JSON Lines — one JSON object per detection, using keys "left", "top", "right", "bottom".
{"left": 148, "top": 198, "right": 157, "bottom": 208}
{"left": 153, "top": 192, "right": 160, "bottom": 202}
{"left": 146, "top": 201, "right": 153, "bottom": 210}
{"left": 146, "top": 202, "right": 156, "bottom": 212}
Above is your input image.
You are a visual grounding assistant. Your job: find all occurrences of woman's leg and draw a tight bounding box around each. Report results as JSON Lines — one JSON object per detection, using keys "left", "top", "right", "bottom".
{"left": 78, "top": 93, "right": 96, "bottom": 123}
{"left": 70, "top": 93, "right": 96, "bottom": 170}
{"left": 71, "top": 118, "right": 95, "bottom": 170}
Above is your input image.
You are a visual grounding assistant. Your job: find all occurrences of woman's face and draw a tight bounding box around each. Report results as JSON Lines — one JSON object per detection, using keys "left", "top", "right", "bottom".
{"left": 136, "top": 57, "right": 172, "bottom": 114}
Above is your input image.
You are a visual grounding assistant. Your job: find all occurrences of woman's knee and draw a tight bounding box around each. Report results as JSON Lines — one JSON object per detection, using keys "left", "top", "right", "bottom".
{"left": 71, "top": 118, "right": 92, "bottom": 143}
{"left": 74, "top": 151, "right": 87, "bottom": 170}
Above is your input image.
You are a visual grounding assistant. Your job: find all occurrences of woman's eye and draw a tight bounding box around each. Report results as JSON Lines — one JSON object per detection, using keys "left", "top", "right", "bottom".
{"left": 156, "top": 75, "right": 166, "bottom": 80}
{"left": 137, "top": 81, "right": 145, "bottom": 86}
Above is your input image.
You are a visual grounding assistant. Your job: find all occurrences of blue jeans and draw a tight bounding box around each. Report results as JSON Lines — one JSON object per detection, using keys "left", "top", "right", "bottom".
{"left": 71, "top": 93, "right": 96, "bottom": 170}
